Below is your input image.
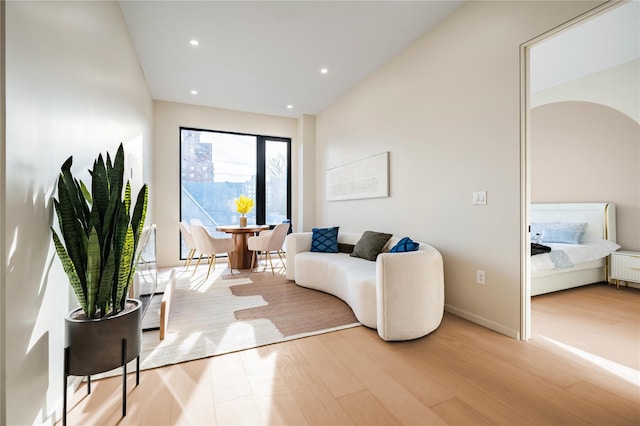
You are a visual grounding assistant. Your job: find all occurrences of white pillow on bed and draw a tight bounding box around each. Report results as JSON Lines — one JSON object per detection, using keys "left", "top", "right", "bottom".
{"left": 531, "top": 222, "right": 587, "bottom": 244}
{"left": 541, "top": 229, "right": 585, "bottom": 244}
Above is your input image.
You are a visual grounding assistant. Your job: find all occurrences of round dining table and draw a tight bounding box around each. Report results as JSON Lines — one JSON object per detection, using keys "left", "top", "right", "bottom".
{"left": 216, "top": 224, "right": 270, "bottom": 269}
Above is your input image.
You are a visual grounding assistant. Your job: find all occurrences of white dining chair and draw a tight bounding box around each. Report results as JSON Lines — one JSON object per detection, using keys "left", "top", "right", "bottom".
{"left": 190, "top": 225, "right": 235, "bottom": 278}
{"left": 247, "top": 223, "right": 289, "bottom": 274}
{"left": 178, "top": 222, "right": 198, "bottom": 269}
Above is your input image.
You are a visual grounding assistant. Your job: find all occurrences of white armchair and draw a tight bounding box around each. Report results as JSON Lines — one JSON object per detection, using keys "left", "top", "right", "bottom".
{"left": 248, "top": 223, "right": 289, "bottom": 274}
{"left": 190, "top": 225, "right": 235, "bottom": 278}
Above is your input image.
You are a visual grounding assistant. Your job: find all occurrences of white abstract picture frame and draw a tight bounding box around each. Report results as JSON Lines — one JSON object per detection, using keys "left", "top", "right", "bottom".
{"left": 326, "top": 151, "right": 389, "bottom": 201}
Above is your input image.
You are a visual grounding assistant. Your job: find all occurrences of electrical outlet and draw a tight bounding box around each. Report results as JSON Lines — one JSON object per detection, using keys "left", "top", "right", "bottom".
{"left": 476, "top": 270, "right": 486, "bottom": 285}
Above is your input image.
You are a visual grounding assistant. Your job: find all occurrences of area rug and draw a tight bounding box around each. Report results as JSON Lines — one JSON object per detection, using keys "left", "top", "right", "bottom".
{"left": 97, "top": 262, "right": 360, "bottom": 378}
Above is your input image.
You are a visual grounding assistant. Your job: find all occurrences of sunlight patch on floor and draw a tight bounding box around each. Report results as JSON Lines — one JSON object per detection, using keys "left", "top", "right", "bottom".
{"left": 542, "top": 336, "right": 640, "bottom": 387}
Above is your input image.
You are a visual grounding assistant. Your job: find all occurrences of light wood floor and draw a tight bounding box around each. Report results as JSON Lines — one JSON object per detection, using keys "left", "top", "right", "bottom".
{"left": 61, "top": 283, "right": 639, "bottom": 425}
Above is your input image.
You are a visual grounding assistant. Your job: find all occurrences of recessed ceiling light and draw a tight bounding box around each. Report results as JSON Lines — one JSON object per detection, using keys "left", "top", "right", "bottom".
{"left": 190, "top": 39, "right": 199, "bottom": 46}
{"left": 286, "top": 105, "right": 293, "bottom": 109}
{"left": 320, "top": 68, "right": 328, "bottom": 74}
{"left": 191, "top": 90, "right": 198, "bottom": 95}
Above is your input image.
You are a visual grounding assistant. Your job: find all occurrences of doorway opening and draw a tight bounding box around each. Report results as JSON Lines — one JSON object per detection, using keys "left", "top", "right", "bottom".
{"left": 520, "top": 1, "right": 639, "bottom": 339}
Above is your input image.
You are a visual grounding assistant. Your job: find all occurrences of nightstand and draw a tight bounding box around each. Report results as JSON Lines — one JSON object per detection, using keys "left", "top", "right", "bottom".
{"left": 609, "top": 250, "right": 640, "bottom": 289}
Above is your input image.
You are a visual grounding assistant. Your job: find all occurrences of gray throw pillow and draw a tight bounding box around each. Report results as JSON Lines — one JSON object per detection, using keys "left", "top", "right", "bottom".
{"left": 350, "top": 231, "right": 392, "bottom": 261}
{"left": 338, "top": 243, "right": 355, "bottom": 254}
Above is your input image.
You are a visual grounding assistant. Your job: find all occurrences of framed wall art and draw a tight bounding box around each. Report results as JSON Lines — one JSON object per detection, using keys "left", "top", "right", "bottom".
{"left": 326, "top": 151, "right": 389, "bottom": 201}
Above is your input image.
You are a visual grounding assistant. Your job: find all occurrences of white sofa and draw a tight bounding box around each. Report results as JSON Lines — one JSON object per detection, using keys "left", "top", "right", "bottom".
{"left": 285, "top": 232, "right": 444, "bottom": 341}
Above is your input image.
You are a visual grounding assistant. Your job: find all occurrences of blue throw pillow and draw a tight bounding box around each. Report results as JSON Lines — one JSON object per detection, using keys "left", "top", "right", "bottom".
{"left": 390, "top": 237, "right": 420, "bottom": 253}
{"left": 531, "top": 222, "right": 587, "bottom": 238}
{"left": 311, "top": 227, "right": 339, "bottom": 253}
{"left": 541, "top": 229, "right": 585, "bottom": 244}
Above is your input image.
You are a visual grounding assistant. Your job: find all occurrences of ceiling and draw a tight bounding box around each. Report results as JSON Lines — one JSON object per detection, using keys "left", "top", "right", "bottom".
{"left": 530, "top": 1, "right": 639, "bottom": 94}
{"left": 118, "top": 1, "right": 464, "bottom": 118}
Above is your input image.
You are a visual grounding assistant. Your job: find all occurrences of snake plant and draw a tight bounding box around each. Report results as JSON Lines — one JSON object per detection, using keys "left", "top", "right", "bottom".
{"left": 52, "top": 143, "right": 148, "bottom": 319}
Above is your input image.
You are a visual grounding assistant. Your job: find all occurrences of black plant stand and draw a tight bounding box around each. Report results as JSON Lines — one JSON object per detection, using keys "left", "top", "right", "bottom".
{"left": 62, "top": 338, "right": 140, "bottom": 426}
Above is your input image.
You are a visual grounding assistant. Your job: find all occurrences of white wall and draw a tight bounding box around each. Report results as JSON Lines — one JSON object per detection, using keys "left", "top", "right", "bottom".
{"left": 297, "top": 114, "right": 317, "bottom": 231}
{"left": 153, "top": 101, "right": 297, "bottom": 267}
{"left": 532, "top": 58, "right": 640, "bottom": 124}
{"left": 315, "top": 1, "right": 603, "bottom": 338}
{"left": 530, "top": 3, "right": 639, "bottom": 250}
{"left": 531, "top": 101, "right": 640, "bottom": 250}
{"left": 2, "top": 1, "right": 153, "bottom": 424}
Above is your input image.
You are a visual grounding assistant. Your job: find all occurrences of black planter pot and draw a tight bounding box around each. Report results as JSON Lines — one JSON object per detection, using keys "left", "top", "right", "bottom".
{"left": 64, "top": 298, "right": 142, "bottom": 376}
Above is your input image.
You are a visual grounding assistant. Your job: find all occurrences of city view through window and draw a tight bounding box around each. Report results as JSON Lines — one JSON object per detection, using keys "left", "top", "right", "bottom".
{"left": 180, "top": 128, "right": 290, "bottom": 258}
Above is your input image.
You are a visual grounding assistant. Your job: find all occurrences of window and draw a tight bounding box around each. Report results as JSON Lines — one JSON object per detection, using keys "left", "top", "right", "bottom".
{"left": 180, "top": 128, "right": 291, "bottom": 258}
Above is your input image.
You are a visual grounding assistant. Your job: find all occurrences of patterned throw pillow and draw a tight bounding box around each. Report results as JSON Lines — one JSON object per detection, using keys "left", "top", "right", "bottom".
{"left": 390, "top": 237, "right": 420, "bottom": 253}
{"left": 310, "top": 227, "right": 339, "bottom": 253}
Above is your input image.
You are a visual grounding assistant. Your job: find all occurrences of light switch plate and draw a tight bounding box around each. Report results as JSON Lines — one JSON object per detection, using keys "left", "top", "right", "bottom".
{"left": 473, "top": 191, "right": 487, "bottom": 205}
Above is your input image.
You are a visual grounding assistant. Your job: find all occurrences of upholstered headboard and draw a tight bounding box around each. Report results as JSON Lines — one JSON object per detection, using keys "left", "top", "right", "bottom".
{"left": 530, "top": 203, "right": 616, "bottom": 243}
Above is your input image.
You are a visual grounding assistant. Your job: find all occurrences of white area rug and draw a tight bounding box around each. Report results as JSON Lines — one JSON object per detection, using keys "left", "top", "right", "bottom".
{"left": 95, "top": 264, "right": 360, "bottom": 378}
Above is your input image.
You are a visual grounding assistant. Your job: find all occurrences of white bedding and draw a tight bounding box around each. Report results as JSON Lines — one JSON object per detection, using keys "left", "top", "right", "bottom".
{"left": 531, "top": 239, "right": 620, "bottom": 272}
{"left": 530, "top": 203, "right": 617, "bottom": 295}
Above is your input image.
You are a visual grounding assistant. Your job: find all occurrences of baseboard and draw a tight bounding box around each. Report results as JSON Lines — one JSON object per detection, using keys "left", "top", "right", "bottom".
{"left": 444, "top": 304, "right": 520, "bottom": 340}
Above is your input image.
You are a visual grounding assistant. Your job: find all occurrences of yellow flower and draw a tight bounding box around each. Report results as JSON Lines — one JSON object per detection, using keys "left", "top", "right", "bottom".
{"left": 234, "top": 195, "right": 255, "bottom": 215}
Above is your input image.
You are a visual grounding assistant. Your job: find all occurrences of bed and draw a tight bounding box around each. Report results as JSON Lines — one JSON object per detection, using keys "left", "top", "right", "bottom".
{"left": 530, "top": 203, "right": 620, "bottom": 296}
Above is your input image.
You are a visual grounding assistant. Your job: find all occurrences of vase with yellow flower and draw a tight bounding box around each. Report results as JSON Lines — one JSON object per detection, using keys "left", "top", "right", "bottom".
{"left": 234, "top": 194, "right": 255, "bottom": 227}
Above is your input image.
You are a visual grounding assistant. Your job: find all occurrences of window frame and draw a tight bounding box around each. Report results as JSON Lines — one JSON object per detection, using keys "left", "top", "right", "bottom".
{"left": 179, "top": 127, "right": 291, "bottom": 259}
